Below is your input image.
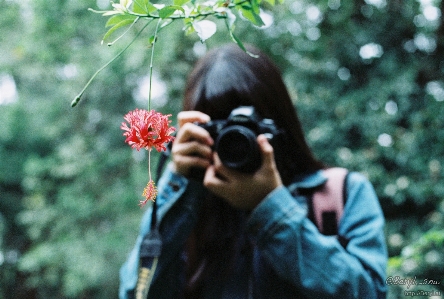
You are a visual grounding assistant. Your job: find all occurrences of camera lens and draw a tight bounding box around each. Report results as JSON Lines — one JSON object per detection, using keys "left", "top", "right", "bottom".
{"left": 215, "top": 125, "right": 261, "bottom": 173}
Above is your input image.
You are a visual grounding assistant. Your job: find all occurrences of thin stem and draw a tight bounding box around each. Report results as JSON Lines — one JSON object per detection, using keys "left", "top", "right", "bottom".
{"left": 71, "top": 18, "right": 150, "bottom": 107}
{"left": 129, "top": 11, "right": 224, "bottom": 19}
{"left": 148, "top": 148, "right": 152, "bottom": 182}
{"left": 148, "top": 18, "right": 162, "bottom": 111}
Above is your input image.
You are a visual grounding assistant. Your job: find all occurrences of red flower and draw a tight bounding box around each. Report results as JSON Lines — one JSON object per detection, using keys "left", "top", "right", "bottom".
{"left": 121, "top": 109, "right": 175, "bottom": 152}
{"left": 140, "top": 179, "right": 157, "bottom": 207}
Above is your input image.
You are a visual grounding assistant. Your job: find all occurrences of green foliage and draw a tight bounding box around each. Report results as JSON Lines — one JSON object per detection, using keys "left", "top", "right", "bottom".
{"left": 96, "top": 0, "right": 276, "bottom": 50}
{"left": 72, "top": 0, "right": 281, "bottom": 107}
{"left": 1, "top": 0, "right": 443, "bottom": 298}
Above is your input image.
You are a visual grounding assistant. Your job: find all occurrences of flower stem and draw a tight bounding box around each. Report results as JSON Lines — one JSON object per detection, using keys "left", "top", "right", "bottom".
{"left": 71, "top": 17, "right": 150, "bottom": 107}
{"left": 148, "top": 18, "right": 162, "bottom": 111}
{"left": 148, "top": 148, "right": 152, "bottom": 182}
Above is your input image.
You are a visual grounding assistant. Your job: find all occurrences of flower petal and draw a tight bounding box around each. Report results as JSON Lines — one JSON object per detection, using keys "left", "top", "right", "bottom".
{"left": 121, "top": 109, "right": 175, "bottom": 152}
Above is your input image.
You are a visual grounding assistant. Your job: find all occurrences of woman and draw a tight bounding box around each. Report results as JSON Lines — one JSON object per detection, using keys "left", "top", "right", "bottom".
{"left": 119, "top": 44, "right": 387, "bottom": 298}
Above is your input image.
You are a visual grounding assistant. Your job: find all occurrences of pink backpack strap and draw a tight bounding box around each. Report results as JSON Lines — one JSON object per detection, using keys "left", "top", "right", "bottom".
{"left": 312, "top": 167, "right": 348, "bottom": 235}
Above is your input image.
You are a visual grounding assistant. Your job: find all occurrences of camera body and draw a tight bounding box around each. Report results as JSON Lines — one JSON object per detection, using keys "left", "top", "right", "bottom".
{"left": 197, "top": 106, "right": 285, "bottom": 173}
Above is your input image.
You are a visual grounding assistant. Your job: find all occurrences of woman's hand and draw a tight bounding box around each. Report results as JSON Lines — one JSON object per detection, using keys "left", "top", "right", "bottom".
{"left": 171, "top": 111, "right": 214, "bottom": 177}
{"left": 203, "top": 134, "right": 283, "bottom": 210}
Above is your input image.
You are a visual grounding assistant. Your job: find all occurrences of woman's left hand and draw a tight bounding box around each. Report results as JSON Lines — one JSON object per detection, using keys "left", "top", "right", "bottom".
{"left": 203, "top": 134, "right": 283, "bottom": 210}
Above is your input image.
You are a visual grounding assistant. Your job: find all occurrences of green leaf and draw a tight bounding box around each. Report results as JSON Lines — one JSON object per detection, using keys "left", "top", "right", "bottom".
{"left": 133, "top": 0, "right": 149, "bottom": 14}
{"left": 261, "top": 0, "right": 283, "bottom": 6}
{"left": 252, "top": 0, "right": 262, "bottom": 12}
{"left": 102, "top": 19, "right": 135, "bottom": 41}
{"left": 229, "top": 30, "right": 246, "bottom": 51}
{"left": 239, "top": 6, "right": 265, "bottom": 27}
{"left": 105, "top": 14, "right": 137, "bottom": 27}
{"left": 225, "top": 20, "right": 258, "bottom": 58}
{"left": 131, "top": 0, "right": 158, "bottom": 14}
{"left": 148, "top": 35, "right": 156, "bottom": 44}
{"left": 183, "top": 18, "right": 195, "bottom": 35}
{"left": 158, "top": 5, "right": 184, "bottom": 19}
{"left": 146, "top": 35, "right": 157, "bottom": 48}
{"left": 234, "top": 0, "right": 260, "bottom": 12}
{"left": 173, "top": 0, "right": 189, "bottom": 5}
{"left": 218, "top": 8, "right": 236, "bottom": 29}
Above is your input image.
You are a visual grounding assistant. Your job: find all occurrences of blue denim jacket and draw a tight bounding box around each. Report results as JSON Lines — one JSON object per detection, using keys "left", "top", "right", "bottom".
{"left": 119, "top": 165, "right": 387, "bottom": 299}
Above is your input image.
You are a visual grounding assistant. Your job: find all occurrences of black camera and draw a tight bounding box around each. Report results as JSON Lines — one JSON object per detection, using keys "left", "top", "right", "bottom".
{"left": 197, "top": 106, "right": 285, "bottom": 173}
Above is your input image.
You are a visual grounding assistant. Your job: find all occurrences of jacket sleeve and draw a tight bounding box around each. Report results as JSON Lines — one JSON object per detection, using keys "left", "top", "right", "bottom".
{"left": 246, "top": 172, "right": 387, "bottom": 299}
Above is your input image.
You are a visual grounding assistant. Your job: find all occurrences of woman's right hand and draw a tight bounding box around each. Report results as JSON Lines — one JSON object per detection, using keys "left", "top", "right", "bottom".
{"left": 171, "top": 111, "right": 214, "bottom": 177}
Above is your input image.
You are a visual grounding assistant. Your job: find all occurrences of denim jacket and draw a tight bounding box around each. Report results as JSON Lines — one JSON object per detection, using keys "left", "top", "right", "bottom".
{"left": 119, "top": 165, "right": 387, "bottom": 299}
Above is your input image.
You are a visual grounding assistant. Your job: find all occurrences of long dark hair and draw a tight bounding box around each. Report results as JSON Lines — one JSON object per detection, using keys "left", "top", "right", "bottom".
{"left": 182, "top": 44, "right": 323, "bottom": 297}
{"left": 184, "top": 44, "right": 323, "bottom": 182}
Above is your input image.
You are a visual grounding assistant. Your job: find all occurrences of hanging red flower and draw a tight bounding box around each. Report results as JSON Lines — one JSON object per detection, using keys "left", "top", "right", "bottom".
{"left": 121, "top": 109, "right": 175, "bottom": 206}
{"left": 121, "top": 108, "right": 175, "bottom": 152}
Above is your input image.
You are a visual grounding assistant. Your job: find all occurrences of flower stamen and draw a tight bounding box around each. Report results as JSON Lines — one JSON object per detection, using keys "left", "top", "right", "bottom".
{"left": 140, "top": 180, "right": 157, "bottom": 207}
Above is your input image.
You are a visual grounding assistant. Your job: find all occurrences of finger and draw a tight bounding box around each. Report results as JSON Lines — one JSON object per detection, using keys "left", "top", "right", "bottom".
{"left": 257, "top": 134, "right": 275, "bottom": 167}
{"left": 177, "top": 111, "right": 211, "bottom": 127}
{"left": 172, "top": 141, "right": 213, "bottom": 160}
{"left": 175, "top": 123, "right": 214, "bottom": 146}
{"left": 212, "top": 152, "right": 233, "bottom": 179}
{"left": 174, "top": 154, "right": 212, "bottom": 171}
{"left": 203, "top": 165, "right": 226, "bottom": 190}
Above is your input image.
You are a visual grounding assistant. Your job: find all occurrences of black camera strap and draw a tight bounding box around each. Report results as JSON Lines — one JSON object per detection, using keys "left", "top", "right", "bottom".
{"left": 135, "top": 144, "right": 171, "bottom": 299}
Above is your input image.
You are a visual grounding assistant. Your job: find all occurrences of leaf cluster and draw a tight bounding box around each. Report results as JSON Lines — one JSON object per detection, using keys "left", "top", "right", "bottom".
{"left": 97, "top": 0, "right": 282, "bottom": 46}
{"left": 71, "top": 0, "right": 283, "bottom": 107}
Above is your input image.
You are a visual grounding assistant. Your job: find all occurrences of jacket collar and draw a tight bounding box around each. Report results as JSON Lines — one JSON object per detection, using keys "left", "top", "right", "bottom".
{"left": 287, "top": 170, "right": 327, "bottom": 193}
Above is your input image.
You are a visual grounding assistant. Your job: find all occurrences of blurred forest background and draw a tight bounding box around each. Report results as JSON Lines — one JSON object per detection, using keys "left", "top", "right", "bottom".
{"left": 1, "top": 0, "right": 443, "bottom": 298}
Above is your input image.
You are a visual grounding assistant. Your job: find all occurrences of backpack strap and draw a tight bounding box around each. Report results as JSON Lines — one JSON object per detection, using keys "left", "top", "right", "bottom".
{"left": 311, "top": 167, "right": 348, "bottom": 235}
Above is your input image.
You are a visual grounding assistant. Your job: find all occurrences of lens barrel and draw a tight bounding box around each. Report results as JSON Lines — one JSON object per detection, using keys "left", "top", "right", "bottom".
{"left": 215, "top": 125, "right": 261, "bottom": 173}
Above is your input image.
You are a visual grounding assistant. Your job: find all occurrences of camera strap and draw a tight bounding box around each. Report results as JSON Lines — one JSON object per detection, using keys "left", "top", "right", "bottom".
{"left": 135, "top": 144, "right": 171, "bottom": 299}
